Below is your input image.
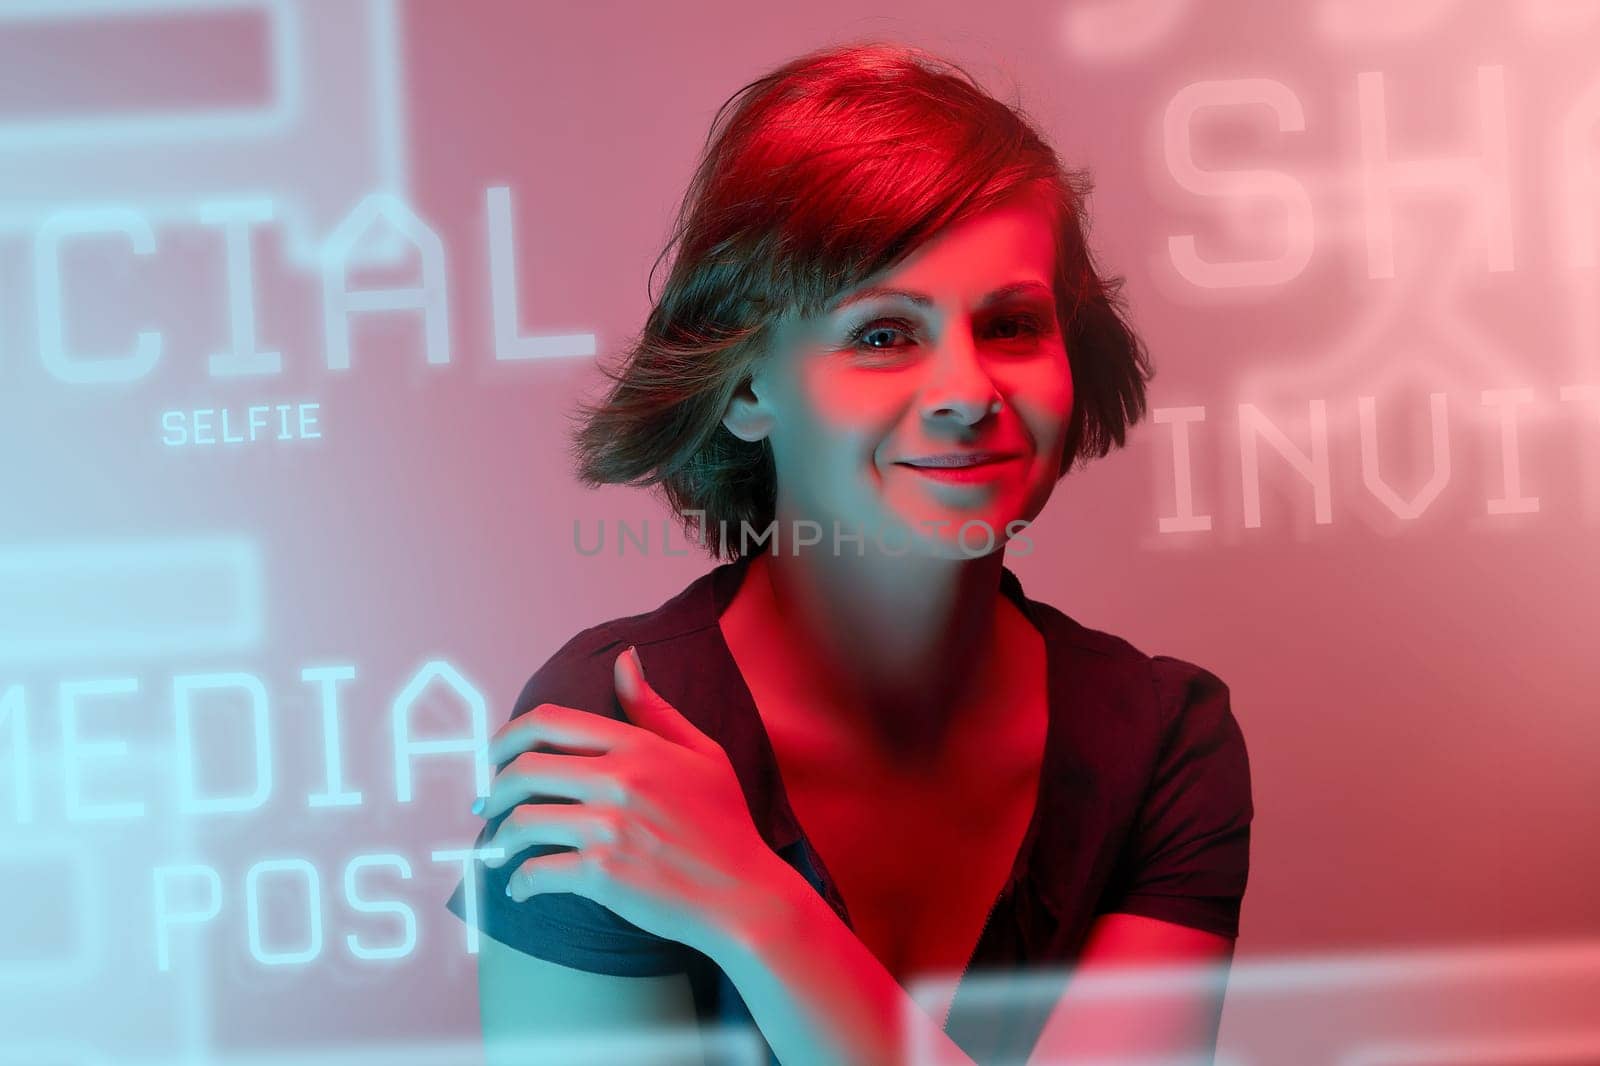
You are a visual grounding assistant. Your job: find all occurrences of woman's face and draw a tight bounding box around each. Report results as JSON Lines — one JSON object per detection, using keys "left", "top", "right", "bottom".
{"left": 725, "top": 192, "right": 1075, "bottom": 559}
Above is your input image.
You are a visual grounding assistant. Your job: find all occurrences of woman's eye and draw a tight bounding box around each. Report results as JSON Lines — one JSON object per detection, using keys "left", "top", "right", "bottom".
{"left": 847, "top": 318, "right": 915, "bottom": 351}
{"left": 990, "top": 313, "right": 1046, "bottom": 341}
{"left": 846, "top": 314, "right": 1047, "bottom": 354}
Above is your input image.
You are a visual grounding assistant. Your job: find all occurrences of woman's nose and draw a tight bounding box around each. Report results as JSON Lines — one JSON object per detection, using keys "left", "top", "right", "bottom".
{"left": 917, "top": 331, "right": 1002, "bottom": 425}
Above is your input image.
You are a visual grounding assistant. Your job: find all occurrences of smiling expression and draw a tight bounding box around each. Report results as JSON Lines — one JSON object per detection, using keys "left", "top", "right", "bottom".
{"left": 723, "top": 190, "right": 1075, "bottom": 558}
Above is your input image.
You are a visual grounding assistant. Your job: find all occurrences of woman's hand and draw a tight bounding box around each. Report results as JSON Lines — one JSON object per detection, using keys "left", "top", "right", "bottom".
{"left": 474, "top": 644, "right": 804, "bottom": 959}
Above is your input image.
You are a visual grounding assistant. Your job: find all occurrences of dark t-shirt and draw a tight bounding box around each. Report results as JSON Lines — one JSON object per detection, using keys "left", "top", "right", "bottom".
{"left": 444, "top": 552, "right": 1253, "bottom": 1064}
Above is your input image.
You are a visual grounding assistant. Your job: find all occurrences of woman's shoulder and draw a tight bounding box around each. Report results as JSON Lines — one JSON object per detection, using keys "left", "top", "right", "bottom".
{"left": 1027, "top": 595, "right": 1223, "bottom": 681}
{"left": 1044, "top": 616, "right": 1254, "bottom": 887}
{"left": 507, "top": 565, "right": 727, "bottom": 725}
{"left": 1078, "top": 621, "right": 1249, "bottom": 796}
{"left": 1026, "top": 597, "right": 1247, "bottom": 760}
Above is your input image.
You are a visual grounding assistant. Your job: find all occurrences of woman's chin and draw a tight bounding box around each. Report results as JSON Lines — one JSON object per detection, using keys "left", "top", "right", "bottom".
{"left": 879, "top": 514, "right": 1026, "bottom": 560}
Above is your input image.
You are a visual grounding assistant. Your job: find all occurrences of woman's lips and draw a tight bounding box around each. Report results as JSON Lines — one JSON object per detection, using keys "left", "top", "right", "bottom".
{"left": 895, "top": 455, "right": 1023, "bottom": 482}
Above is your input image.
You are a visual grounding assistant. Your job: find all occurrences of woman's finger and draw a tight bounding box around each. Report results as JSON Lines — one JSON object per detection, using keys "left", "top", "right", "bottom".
{"left": 483, "top": 803, "right": 622, "bottom": 868}
{"left": 507, "top": 847, "right": 594, "bottom": 903}
{"left": 613, "top": 647, "right": 721, "bottom": 756}
{"left": 479, "top": 749, "right": 615, "bottom": 821}
{"left": 487, "top": 701, "right": 639, "bottom": 765}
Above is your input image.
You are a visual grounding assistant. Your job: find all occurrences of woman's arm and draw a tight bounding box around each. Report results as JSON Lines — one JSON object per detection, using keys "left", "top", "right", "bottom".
{"left": 711, "top": 859, "right": 980, "bottom": 1066}
{"left": 1024, "top": 911, "right": 1235, "bottom": 1064}
{"left": 711, "top": 865, "right": 1235, "bottom": 1066}
{"left": 476, "top": 933, "right": 706, "bottom": 1066}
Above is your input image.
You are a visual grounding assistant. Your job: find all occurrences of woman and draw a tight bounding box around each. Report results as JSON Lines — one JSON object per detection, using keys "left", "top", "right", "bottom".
{"left": 446, "top": 40, "right": 1252, "bottom": 1066}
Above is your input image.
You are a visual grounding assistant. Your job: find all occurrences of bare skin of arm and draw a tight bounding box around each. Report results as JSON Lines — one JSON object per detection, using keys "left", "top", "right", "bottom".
{"left": 1024, "top": 912, "right": 1236, "bottom": 1064}
{"left": 712, "top": 864, "right": 1236, "bottom": 1066}
{"left": 473, "top": 652, "right": 1237, "bottom": 1064}
{"left": 475, "top": 883, "right": 1231, "bottom": 1066}
{"left": 475, "top": 933, "right": 705, "bottom": 1066}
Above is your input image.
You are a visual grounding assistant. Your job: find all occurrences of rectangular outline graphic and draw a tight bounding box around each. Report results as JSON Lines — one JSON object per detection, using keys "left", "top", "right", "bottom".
{"left": 0, "top": 0, "right": 407, "bottom": 268}
{"left": 0, "top": 536, "right": 264, "bottom": 663}
{"left": 0, "top": 0, "right": 300, "bottom": 147}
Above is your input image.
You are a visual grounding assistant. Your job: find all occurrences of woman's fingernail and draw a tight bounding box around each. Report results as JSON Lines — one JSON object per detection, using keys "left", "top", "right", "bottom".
{"left": 471, "top": 797, "right": 485, "bottom": 816}
{"left": 504, "top": 880, "right": 515, "bottom": 899}
{"left": 615, "top": 646, "right": 638, "bottom": 699}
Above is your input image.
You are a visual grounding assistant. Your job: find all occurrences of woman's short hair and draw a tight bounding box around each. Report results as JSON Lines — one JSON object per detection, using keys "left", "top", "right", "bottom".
{"left": 566, "top": 40, "right": 1154, "bottom": 560}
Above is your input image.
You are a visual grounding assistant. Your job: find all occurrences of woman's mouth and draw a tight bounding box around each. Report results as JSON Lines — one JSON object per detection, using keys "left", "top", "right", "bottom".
{"left": 894, "top": 453, "right": 1023, "bottom": 482}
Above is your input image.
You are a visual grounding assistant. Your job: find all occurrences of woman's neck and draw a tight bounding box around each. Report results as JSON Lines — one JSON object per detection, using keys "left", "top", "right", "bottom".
{"left": 725, "top": 539, "right": 1014, "bottom": 760}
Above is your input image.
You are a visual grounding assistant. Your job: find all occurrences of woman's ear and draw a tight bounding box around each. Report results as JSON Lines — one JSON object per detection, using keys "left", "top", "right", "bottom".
{"left": 722, "top": 370, "right": 776, "bottom": 443}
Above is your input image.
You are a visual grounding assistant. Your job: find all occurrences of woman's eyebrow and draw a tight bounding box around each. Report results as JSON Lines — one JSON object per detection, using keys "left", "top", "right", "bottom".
{"left": 829, "top": 279, "right": 1053, "bottom": 312}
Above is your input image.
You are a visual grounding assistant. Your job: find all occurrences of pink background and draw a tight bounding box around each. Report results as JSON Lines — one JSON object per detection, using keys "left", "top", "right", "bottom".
{"left": 2, "top": 0, "right": 1596, "bottom": 1061}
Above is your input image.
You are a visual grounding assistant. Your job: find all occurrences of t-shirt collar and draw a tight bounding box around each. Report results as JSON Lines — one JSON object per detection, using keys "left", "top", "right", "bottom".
{"left": 686, "top": 549, "right": 1070, "bottom": 919}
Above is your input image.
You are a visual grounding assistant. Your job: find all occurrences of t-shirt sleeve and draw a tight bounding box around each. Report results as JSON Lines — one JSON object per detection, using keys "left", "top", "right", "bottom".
{"left": 442, "top": 641, "right": 703, "bottom": 976}
{"left": 1098, "top": 655, "right": 1254, "bottom": 938}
